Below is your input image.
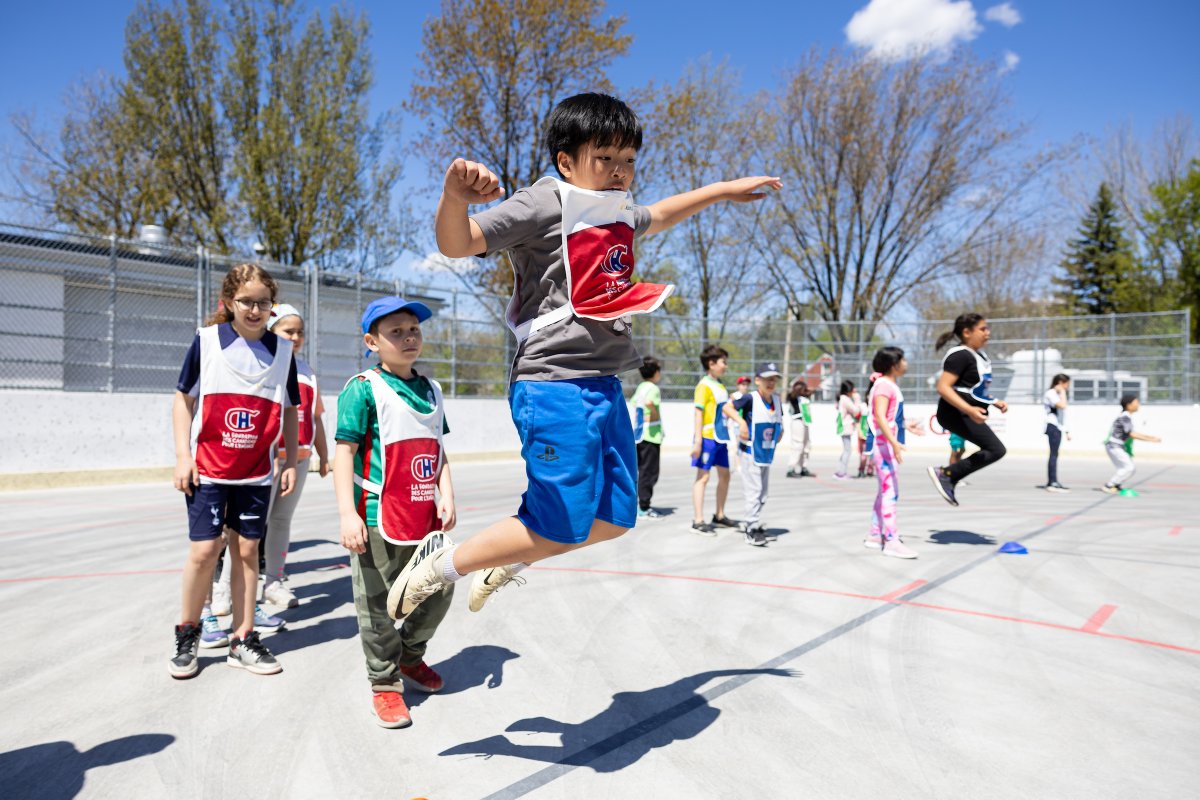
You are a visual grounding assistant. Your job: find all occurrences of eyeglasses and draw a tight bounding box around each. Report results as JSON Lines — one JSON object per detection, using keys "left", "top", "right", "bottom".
{"left": 232, "top": 298, "right": 273, "bottom": 312}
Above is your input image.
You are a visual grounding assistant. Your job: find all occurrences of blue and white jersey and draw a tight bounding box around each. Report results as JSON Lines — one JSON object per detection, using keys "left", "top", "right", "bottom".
{"left": 942, "top": 346, "right": 996, "bottom": 409}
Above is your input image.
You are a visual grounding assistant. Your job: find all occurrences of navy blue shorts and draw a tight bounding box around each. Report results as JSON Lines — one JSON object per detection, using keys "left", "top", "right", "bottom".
{"left": 510, "top": 376, "right": 637, "bottom": 544}
{"left": 185, "top": 483, "right": 272, "bottom": 541}
{"left": 691, "top": 438, "right": 730, "bottom": 471}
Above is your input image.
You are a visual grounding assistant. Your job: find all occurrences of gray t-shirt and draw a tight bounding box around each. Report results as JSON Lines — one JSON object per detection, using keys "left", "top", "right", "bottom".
{"left": 1108, "top": 412, "right": 1133, "bottom": 444}
{"left": 472, "top": 180, "right": 652, "bottom": 382}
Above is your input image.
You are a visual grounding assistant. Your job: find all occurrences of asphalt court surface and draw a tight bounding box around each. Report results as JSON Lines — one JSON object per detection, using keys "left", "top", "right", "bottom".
{"left": 1, "top": 451, "right": 1197, "bottom": 799}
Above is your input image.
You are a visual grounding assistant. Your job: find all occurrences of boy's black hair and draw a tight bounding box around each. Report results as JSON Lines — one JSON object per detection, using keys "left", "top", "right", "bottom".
{"left": 699, "top": 344, "right": 729, "bottom": 371}
{"left": 639, "top": 355, "right": 662, "bottom": 380}
{"left": 1120, "top": 393, "right": 1139, "bottom": 410}
{"left": 368, "top": 307, "right": 420, "bottom": 337}
{"left": 545, "top": 93, "right": 643, "bottom": 178}
{"left": 871, "top": 346, "right": 905, "bottom": 378}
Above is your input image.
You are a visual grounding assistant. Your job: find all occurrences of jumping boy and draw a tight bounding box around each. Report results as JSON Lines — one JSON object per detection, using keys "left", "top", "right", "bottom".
{"left": 334, "top": 297, "right": 457, "bottom": 728}
{"left": 691, "top": 345, "right": 737, "bottom": 534}
{"left": 388, "top": 92, "right": 780, "bottom": 620}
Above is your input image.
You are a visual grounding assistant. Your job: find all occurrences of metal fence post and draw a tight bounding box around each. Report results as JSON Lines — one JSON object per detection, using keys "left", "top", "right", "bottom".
{"left": 107, "top": 234, "right": 117, "bottom": 392}
{"left": 450, "top": 288, "right": 459, "bottom": 398}
{"left": 195, "top": 246, "right": 204, "bottom": 330}
{"left": 1107, "top": 313, "right": 1116, "bottom": 401}
{"left": 310, "top": 262, "right": 320, "bottom": 368}
{"left": 355, "top": 269, "right": 363, "bottom": 375}
{"left": 1182, "top": 307, "right": 1192, "bottom": 404}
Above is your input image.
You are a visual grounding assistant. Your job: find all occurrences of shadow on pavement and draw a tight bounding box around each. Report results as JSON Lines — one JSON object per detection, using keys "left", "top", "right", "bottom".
{"left": 439, "top": 668, "right": 797, "bottom": 772}
{"left": 406, "top": 645, "right": 521, "bottom": 709}
{"left": 0, "top": 734, "right": 174, "bottom": 800}
{"left": 926, "top": 529, "right": 997, "bottom": 545}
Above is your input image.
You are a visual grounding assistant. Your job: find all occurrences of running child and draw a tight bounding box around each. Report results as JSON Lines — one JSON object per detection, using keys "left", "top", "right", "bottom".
{"left": 631, "top": 355, "right": 665, "bottom": 519}
{"left": 169, "top": 263, "right": 300, "bottom": 679}
{"left": 833, "top": 380, "right": 859, "bottom": 479}
{"left": 390, "top": 92, "right": 781, "bottom": 620}
{"left": 334, "top": 297, "right": 457, "bottom": 728}
{"left": 864, "top": 347, "right": 924, "bottom": 559}
{"left": 1043, "top": 373, "right": 1071, "bottom": 492}
{"left": 725, "top": 362, "right": 784, "bottom": 546}
{"left": 691, "top": 345, "right": 737, "bottom": 534}
{"left": 926, "top": 313, "right": 1008, "bottom": 506}
{"left": 785, "top": 378, "right": 815, "bottom": 478}
{"left": 1101, "top": 394, "right": 1161, "bottom": 494}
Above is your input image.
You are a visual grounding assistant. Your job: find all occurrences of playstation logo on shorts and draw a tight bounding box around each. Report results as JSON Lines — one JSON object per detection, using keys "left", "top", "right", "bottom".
{"left": 536, "top": 445, "right": 559, "bottom": 462}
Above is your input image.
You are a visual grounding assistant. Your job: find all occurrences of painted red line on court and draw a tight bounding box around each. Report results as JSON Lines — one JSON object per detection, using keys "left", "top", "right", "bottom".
{"left": 1082, "top": 604, "right": 1118, "bottom": 634}
{"left": 528, "top": 565, "right": 1200, "bottom": 656}
{"left": 0, "top": 567, "right": 182, "bottom": 584}
{"left": 1169, "top": 526, "right": 1183, "bottom": 537}
{"left": 879, "top": 579, "right": 927, "bottom": 602}
{"left": 1044, "top": 515, "right": 1066, "bottom": 526}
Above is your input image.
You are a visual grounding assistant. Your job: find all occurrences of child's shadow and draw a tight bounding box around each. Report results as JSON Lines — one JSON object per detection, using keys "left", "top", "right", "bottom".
{"left": 439, "top": 667, "right": 797, "bottom": 772}
{"left": 0, "top": 734, "right": 174, "bottom": 800}
{"left": 926, "top": 529, "right": 996, "bottom": 546}
{"left": 406, "top": 645, "right": 521, "bottom": 709}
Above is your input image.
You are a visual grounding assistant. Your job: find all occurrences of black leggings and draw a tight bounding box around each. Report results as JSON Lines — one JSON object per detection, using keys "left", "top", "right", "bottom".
{"left": 936, "top": 401, "right": 1006, "bottom": 483}
{"left": 1045, "top": 424, "right": 1061, "bottom": 485}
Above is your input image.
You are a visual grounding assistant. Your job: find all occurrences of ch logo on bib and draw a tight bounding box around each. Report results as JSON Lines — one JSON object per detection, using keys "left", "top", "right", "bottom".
{"left": 225, "top": 408, "right": 260, "bottom": 431}
{"left": 410, "top": 454, "right": 438, "bottom": 482}
{"left": 601, "top": 243, "right": 631, "bottom": 276}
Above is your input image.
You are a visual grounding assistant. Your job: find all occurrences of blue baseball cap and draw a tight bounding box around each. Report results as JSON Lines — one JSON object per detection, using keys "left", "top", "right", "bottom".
{"left": 361, "top": 296, "right": 433, "bottom": 357}
{"left": 361, "top": 296, "right": 432, "bottom": 334}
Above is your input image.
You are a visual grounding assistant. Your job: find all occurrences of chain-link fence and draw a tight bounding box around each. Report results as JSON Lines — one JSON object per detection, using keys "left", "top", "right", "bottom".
{"left": 0, "top": 222, "right": 1192, "bottom": 403}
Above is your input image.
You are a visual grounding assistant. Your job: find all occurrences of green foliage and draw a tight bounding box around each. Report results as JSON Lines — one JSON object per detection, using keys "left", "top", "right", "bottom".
{"left": 1144, "top": 160, "right": 1200, "bottom": 340}
{"left": 1056, "top": 183, "right": 1140, "bottom": 315}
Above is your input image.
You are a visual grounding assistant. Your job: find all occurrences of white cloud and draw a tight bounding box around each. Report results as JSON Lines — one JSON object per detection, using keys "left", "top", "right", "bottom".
{"left": 984, "top": 3, "right": 1022, "bottom": 27}
{"left": 411, "top": 251, "right": 473, "bottom": 274}
{"left": 846, "top": 0, "right": 981, "bottom": 61}
{"left": 1000, "top": 50, "right": 1020, "bottom": 74}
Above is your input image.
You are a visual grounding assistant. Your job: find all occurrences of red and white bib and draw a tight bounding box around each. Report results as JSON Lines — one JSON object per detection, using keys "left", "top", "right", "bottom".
{"left": 191, "top": 325, "right": 292, "bottom": 485}
{"left": 350, "top": 370, "right": 445, "bottom": 544}
{"left": 278, "top": 360, "right": 318, "bottom": 460}
{"left": 512, "top": 177, "right": 674, "bottom": 342}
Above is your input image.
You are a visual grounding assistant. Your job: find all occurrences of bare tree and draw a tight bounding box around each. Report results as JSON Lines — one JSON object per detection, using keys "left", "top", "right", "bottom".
{"left": 751, "top": 49, "right": 1058, "bottom": 347}
{"left": 406, "top": 0, "right": 631, "bottom": 296}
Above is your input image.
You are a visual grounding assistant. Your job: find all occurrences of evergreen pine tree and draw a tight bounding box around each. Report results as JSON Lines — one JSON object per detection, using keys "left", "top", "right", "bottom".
{"left": 1057, "top": 183, "right": 1136, "bottom": 315}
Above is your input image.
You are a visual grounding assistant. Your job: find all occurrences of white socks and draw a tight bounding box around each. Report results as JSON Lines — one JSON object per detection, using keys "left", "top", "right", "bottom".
{"left": 441, "top": 546, "right": 464, "bottom": 583}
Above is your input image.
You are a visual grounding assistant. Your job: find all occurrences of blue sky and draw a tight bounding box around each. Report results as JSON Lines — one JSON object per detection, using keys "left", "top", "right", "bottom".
{"left": 2, "top": 0, "right": 1197, "bottom": 227}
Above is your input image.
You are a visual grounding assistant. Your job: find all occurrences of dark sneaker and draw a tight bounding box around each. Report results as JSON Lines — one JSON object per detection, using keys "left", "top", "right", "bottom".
{"left": 372, "top": 690, "right": 412, "bottom": 729}
{"left": 690, "top": 521, "right": 717, "bottom": 537}
{"left": 786, "top": 470, "right": 801, "bottom": 478}
{"left": 387, "top": 531, "right": 453, "bottom": 620}
{"left": 169, "top": 623, "right": 202, "bottom": 680}
{"left": 1046, "top": 482, "right": 1070, "bottom": 493}
{"left": 399, "top": 660, "right": 445, "bottom": 693}
{"left": 743, "top": 529, "right": 768, "bottom": 547}
{"left": 926, "top": 466, "right": 958, "bottom": 506}
{"left": 227, "top": 630, "right": 281, "bottom": 675}
{"left": 711, "top": 514, "right": 737, "bottom": 528}
{"left": 800, "top": 468, "right": 816, "bottom": 478}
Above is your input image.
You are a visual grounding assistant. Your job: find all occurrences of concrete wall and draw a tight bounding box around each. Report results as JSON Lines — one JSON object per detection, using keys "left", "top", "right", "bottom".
{"left": 2, "top": 391, "right": 1197, "bottom": 477}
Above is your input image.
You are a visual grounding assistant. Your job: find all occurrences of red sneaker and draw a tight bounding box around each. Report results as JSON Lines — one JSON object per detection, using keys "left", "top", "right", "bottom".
{"left": 371, "top": 691, "right": 412, "bottom": 728}
{"left": 399, "top": 660, "right": 444, "bottom": 693}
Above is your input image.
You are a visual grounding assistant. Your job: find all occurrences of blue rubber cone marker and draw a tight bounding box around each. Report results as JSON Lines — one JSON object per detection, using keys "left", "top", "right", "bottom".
{"left": 998, "top": 541, "right": 1028, "bottom": 554}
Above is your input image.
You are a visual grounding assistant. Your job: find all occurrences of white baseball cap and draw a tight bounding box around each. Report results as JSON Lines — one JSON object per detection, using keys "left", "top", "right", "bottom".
{"left": 267, "top": 303, "right": 303, "bottom": 330}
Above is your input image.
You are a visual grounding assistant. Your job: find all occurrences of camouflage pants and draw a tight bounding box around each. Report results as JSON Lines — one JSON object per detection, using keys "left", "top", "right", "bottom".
{"left": 351, "top": 527, "right": 454, "bottom": 688}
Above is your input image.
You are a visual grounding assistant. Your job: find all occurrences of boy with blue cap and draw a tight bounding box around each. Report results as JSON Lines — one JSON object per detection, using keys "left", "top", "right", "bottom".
{"left": 387, "top": 92, "right": 780, "bottom": 622}
{"left": 333, "top": 296, "right": 457, "bottom": 728}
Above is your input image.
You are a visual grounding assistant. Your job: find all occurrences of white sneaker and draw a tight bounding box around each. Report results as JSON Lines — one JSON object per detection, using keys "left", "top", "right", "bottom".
{"left": 210, "top": 581, "right": 232, "bottom": 617}
{"left": 863, "top": 534, "right": 882, "bottom": 550}
{"left": 468, "top": 564, "right": 527, "bottom": 612}
{"left": 262, "top": 579, "right": 298, "bottom": 609}
{"left": 882, "top": 538, "right": 918, "bottom": 559}
{"left": 386, "top": 532, "right": 453, "bottom": 620}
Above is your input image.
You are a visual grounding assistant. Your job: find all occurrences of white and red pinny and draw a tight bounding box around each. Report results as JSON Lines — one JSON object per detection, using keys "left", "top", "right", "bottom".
{"left": 190, "top": 325, "right": 292, "bottom": 484}
{"left": 349, "top": 369, "right": 446, "bottom": 544}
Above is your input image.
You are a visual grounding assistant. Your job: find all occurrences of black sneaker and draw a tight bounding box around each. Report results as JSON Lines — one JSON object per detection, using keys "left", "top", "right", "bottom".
{"left": 690, "top": 521, "right": 717, "bottom": 537}
{"left": 227, "top": 630, "right": 281, "bottom": 675}
{"left": 800, "top": 468, "right": 816, "bottom": 478}
{"left": 1046, "top": 482, "right": 1070, "bottom": 493}
{"left": 169, "top": 623, "right": 202, "bottom": 680}
{"left": 711, "top": 514, "right": 737, "bottom": 528}
{"left": 743, "top": 529, "right": 768, "bottom": 547}
{"left": 926, "top": 466, "right": 958, "bottom": 506}
{"left": 786, "top": 470, "right": 801, "bottom": 478}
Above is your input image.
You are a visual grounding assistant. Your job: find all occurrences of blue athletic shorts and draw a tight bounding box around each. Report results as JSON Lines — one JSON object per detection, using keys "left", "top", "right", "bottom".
{"left": 510, "top": 376, "right": 637, "bottom": 544}
{"left": 185, "top": 482, "right": 272, "bottom": 541}
{"left": 691, "top": 437, "right": 730, "bottom": 471}
{"left": 949, "top": 433, "right": 966, "bottom": 451}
